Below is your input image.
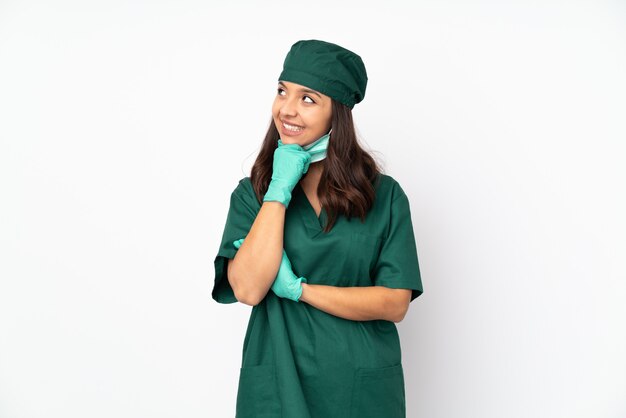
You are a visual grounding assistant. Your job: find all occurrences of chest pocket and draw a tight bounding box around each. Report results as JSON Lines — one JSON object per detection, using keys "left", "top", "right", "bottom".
{"left": 348, "top": 232, "right": 384, "bottom": 282}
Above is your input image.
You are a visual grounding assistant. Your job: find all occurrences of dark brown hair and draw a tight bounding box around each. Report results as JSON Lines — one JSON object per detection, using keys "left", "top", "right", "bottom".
{"left": 250, "top": 98, "right": 383, "bottom": 233}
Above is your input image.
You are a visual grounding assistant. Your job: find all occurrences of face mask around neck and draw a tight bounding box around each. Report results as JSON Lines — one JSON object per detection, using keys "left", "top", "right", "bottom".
{"left": 277, "top": 129, "right": 332, "bottom": 163}
{"left": 301, "top": 128, "right": 331, "bottom": 163}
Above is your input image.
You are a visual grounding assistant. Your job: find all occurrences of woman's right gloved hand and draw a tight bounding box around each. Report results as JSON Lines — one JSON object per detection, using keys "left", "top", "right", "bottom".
{"left": 263, "top": 140, "right": 312, "bottom": 208}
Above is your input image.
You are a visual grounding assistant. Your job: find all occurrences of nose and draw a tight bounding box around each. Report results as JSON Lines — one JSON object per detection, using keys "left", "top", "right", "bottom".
{"left": 279, "top": 95, "right": 298, "bottom": 118}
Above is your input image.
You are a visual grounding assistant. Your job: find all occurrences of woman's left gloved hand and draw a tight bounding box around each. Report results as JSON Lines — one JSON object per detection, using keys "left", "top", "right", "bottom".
{"left": 233, "top": 238, "right": 307, "bottom": 302}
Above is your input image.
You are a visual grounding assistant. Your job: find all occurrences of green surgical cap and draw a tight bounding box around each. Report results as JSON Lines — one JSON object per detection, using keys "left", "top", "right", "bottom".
{"left": 278, "top": 39, "right": 368, "bottom": 109}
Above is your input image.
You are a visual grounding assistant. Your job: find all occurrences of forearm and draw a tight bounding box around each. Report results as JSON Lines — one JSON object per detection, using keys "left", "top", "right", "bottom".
{"left": 230, "top": 201, "right": 285, "bottom": 305}
{"left": 299, "top": 283, "right": 403, "bottom": 323}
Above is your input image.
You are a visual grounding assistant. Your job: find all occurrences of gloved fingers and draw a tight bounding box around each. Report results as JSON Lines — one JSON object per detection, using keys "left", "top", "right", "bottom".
{"left": 277, "top": 139, "right": 305, "bottom": 150}
{"left": 265, "top": 145, "right": 312, "bottom": 208}
{"left": 274, "top": 147, "right": 311, "bottom": 172}
{"left": 303, "top": 158, "right": 311, "bottom": 174}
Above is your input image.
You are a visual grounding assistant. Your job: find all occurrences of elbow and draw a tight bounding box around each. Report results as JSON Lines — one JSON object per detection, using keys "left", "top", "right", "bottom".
{"left": 231, "top": 277, "right": 262, "bottom": 306}
{"left": 388, "top": 297, "right": 410, "bottom": 323}
{"left": 234, "top": 287, "right": 262, "bottom": 306}
{"left": 231, "top": 273, "right": 264, "bottom": 306}
{"left": 386, "top": 288, "right": 412, "bottom": 323}
{"left": 229, "top": 260, "right": 261, "bottom": 306}
{"left": 389, "top": 306, "right": 408, "bottom": 324}
{"left": 392, "top": 307, "right": 408, "bottom": 323}
{"left": 229, "top": 257, "right": 276, "bottom": 307}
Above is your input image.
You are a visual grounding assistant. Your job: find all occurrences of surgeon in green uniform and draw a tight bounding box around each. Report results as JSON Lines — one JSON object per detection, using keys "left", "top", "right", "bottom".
{"left": 212, "top": 39, "right": 423, "bottom": 418}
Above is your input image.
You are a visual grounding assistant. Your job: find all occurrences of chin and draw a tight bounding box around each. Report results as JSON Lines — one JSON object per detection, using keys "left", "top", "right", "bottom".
{"left": 279, "top": 138, "right": 302, "bottom": 145}
{"left": 281, "top": 137, "right": 312, "bottom": 147}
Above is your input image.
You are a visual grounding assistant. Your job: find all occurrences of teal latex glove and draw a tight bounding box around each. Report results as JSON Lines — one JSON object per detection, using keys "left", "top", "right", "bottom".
{"left": 263, "top": 141, "right": 311, "bottom": 208}
{"left": 233, "top": 238, "right": 307, "bottom": 302}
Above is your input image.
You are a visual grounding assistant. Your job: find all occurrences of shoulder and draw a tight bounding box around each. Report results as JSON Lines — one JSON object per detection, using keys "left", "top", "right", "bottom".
{"left": 374, "top": 173, "right": 408, "bottom": 203}
{"left": 230, "top": 176, "right": 260, "bottom": 208}
{"left": 368, "top": 173, "right": 413, "bottom": 238}
{"left": 233, "top": 176, "right": 253, "bottom": 195}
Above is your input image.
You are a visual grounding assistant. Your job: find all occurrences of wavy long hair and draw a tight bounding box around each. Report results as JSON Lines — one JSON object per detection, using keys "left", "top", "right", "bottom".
{"left": 250, "top": 98, "right": 383, "bottom": 233}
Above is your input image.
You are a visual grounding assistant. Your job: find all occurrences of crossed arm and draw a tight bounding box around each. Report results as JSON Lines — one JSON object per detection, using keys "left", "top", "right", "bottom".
{"left": 230, "top": 252, "right": 411, "bottom": 323}
{"left": 299, "top": 284, "right": 412, "bottom": 323}
{"left": 227, "top": 201, "right": 412, "bottom": 323}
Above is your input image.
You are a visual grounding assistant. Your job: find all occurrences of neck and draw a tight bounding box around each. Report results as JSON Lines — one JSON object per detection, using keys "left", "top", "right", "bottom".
{"left": 301, "top": 161, "right": 323, "bottom": 189}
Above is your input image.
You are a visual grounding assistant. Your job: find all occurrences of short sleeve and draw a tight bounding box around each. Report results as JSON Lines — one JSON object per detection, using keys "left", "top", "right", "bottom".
{"left": 212, "top": 178, "right": 260, "bottom": 304}
{"left": 371, "top": 182, "right": 424, "bottom": 302}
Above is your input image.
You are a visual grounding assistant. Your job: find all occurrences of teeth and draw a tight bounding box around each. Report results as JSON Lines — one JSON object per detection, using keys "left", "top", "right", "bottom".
{"left": 283, "top": 122, "right": 303, "bottom": 132}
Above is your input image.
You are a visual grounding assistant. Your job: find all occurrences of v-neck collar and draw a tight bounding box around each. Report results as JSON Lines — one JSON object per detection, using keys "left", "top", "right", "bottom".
{"left": 294, "top": 182, "right": 327, "bottom": 234}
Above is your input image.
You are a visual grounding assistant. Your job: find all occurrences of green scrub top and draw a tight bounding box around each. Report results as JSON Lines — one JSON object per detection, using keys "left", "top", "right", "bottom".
{"left": 212, "top": 173, "right": 423, "bottom": 418}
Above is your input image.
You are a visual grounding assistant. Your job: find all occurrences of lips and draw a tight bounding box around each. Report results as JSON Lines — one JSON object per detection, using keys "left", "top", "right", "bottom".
{"left": 281, "top": 120, "right": 304, "bottom": 130}
{"left": 278, "top": 119, "right": 305, "bottom": 137}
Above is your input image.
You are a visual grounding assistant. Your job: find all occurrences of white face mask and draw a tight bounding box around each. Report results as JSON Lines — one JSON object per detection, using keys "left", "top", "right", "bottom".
{"left": 302, "top": 128, "right": 331, "bottom": 163}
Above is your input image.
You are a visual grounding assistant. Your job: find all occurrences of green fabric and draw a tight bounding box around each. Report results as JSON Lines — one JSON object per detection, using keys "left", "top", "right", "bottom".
{"left": 278, "top": 39, "right": 368, "bottom": 109}
{"left": 212, "top": 173, "right": 423, "bottom": 417}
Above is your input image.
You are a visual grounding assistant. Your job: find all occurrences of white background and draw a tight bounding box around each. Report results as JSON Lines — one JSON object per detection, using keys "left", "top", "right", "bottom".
{"left": 1, "top": 1, "right": 625, "bottom": 417}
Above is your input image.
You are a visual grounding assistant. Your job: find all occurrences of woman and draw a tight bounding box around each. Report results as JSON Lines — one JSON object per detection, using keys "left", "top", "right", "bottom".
{"left": 212, "top": 39, "right": 423, "bottom": 418}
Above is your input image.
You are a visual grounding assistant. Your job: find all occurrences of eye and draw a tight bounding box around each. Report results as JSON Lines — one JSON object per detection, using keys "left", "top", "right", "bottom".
{"left": 277, "top": 87, "right": 285, "bottom": 96}
{"left": 303, "top": 95, "right": 315, "bottom": 104}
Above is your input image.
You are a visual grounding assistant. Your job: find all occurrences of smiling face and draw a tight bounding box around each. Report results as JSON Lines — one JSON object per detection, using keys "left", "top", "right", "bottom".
{"left": 272, "top": 80, "right": 332, "bottom": 147}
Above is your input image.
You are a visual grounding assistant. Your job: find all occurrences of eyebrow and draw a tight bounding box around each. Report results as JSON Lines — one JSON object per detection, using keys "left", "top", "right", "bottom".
{"left": 278, "top": 81, "right": 322, "bottom": 99}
